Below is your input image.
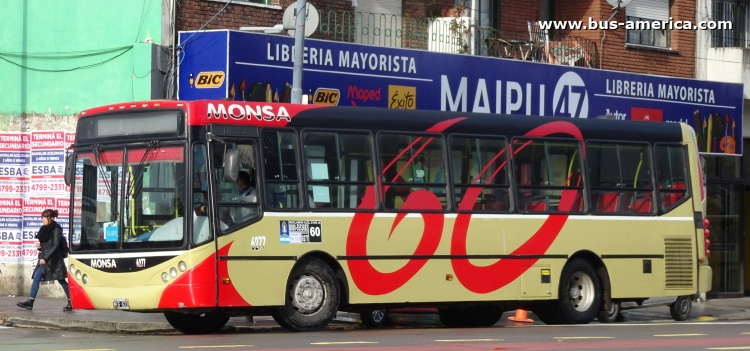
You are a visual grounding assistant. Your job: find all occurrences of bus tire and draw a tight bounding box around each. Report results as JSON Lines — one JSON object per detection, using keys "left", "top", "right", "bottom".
{"left": 164, "top": 311, "right": 230, "bottom": 334}
{"left": 556, "top": 258, "right": 602, "bottom": 324}
{"left": 669, "top": 296, "right": 692, "bottom": 321}
{"left": 360, "top": 308, "right": 389, "bottom": 327}
{"left": 272, "top": 257, "right": 340, "bottom": 331}
{"left": 439, "top": 306, "right": 502, "bottom": 328}
{"left": 597, "top": 302, "right": 621, "bottom": 323}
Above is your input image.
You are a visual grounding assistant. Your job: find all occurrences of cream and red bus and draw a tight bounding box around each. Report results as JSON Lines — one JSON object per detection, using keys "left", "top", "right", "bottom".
{"left": 63, "top": 99, "right": 711, "bottom": 334}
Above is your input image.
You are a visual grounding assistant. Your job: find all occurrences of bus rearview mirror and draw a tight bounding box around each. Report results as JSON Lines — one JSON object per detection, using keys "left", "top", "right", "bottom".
{"left": 64, "top": 153, "right": 75, "bottom": 186}
{"left": 223, "top": 149, "right": 239, "bottom": 183}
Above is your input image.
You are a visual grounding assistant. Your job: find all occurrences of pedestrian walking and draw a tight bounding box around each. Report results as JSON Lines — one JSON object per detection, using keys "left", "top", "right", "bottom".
{"left": 17, "top": 209, "right": 72, "bottom": 311}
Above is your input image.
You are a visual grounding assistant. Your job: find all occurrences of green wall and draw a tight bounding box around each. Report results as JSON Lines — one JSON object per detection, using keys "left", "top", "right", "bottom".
{"left": 0, "top": 0, "right": 164, "bottom": 116}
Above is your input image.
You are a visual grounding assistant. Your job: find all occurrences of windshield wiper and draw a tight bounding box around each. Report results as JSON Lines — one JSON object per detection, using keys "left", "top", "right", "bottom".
{"left": 92, "top": 144, "right": 114, "bottom": 197}
{"left": 127, "top": 140, "right": 160, "bottom": 201}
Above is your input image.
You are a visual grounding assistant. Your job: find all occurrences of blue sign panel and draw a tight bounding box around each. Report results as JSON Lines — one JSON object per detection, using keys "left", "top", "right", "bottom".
{"left": 179, "top": 30, "right": 744, "bottom": 155}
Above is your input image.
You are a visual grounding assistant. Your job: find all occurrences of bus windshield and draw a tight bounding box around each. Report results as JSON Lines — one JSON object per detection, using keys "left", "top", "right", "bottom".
{"left": 71, "top": 144, "right": 186, "bottom": 251}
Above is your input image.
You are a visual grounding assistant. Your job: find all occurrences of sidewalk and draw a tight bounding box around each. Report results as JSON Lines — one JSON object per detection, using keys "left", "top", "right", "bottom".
{"left": 2, "top": 296, "right": 750, "bottom": 334}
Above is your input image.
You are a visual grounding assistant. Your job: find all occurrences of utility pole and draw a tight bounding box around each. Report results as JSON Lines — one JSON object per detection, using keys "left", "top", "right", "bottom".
{"left": 290, "top": 0, "right": 307, "bottom": 104}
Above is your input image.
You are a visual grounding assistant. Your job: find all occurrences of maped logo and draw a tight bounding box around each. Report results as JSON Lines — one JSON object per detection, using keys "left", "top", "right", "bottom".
{"left": 314, "top": 88, "right": 340, "bottom": 106}
{"left": 195, "top": 71, "right": 225, "bottom": 89}
{"left": 553, "top": 72, "right": 589, "bottom": 118}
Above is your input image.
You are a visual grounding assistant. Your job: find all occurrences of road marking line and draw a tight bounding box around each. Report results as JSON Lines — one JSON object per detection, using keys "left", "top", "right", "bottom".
{"left": 435, "top": 339, "right": 502, "bottom": 342}
{"left": 707, "top": 347, "right": 750, "bottom": 350}
{"left": 654, "top": 334, "right": 706, "bottom": 337}
{"left": 179, "top": 346, "right": 253, "bottom": 349}
{"left": 554, "top": 337, "right": 615, "bottom": 340}
{"left": 311, "top": 342, "right": 377, "bottom": 345}
{"left": 0, "top": 326, "right": 13, "bottom": 329}
{"left": 741, "top": 332, "right": 750, "bottom": 335}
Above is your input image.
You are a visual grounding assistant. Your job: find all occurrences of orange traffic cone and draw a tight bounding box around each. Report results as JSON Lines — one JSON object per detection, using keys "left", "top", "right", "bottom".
{"left": 508, "top": 309, "right": 534, "bottom": 323}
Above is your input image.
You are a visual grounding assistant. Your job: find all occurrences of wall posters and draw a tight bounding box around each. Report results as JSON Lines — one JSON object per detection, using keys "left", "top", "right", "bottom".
{"left": 0, "top": 131, "right": 73, "bottom": 263}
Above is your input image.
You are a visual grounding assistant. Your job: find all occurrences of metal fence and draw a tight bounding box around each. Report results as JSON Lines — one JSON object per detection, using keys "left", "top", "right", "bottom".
{"left": 312, "top": 9, "right": 598, "bottom": 68}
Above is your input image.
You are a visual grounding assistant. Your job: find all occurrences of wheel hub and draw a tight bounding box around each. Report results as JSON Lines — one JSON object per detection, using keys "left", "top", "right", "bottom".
{"left": 371, "top": 309, "right": 385, "bottom": 323}
{"left": 291, "top": 274, "right": 325, "bottom": 314}
{"left": 567, "top": 272, "right": 594, "bottom": 312}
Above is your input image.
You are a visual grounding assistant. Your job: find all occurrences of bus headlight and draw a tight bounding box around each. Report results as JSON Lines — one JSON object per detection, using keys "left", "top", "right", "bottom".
{"left": 178, "top": 261, "right": 187, "bottom": 272}
{"left": 161, "top": 272, "right": 169, "bottom": 283}
{"left": 82, "top": 274, "right": 88, "bottom": 284}
{"left": 75, "top": 271, "right": 82, "bottom": 280}
{"left": 69, "top": 265, "right": 76, "bottom": 275}
{"left": 170, "top": 267, "right": 178, "bottom": 278}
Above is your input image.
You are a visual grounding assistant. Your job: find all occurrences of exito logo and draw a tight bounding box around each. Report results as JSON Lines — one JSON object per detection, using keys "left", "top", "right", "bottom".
{"left": 553, "top": 72, "right": 588, "bottom": 118}
{"left": 388, "top": 85, "right": 416, "bottom": 109}
{"left": 194, "top": 71, "right": 225, "bottom": 89}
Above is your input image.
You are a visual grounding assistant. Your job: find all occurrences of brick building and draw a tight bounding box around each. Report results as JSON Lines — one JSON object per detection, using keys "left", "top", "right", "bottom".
{"left": 176, "top": 0, "right": 696, "bottom": 78}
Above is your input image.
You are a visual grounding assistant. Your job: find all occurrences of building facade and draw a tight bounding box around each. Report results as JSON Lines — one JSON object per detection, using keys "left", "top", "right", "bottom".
{"left": 0, "top": 0, "right": 173, "bottom": 297}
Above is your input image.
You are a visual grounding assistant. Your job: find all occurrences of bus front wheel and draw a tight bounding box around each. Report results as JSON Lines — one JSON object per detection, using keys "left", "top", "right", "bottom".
{"left": 272, "top": 257, "right": 340, "bottom": 331}
{"left": 164, "top": 311, "right": 230, "bottom": 334}
{"left": 556, "top": 258, "right": 602, "bottom": 324}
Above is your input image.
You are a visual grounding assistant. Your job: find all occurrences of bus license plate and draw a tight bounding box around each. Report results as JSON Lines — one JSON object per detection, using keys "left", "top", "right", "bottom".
{"left": 113, "top": 299, "right": 129, "bottom": 310}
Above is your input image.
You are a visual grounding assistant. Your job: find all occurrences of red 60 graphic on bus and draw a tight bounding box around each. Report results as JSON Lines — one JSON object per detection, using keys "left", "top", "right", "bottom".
{"left": 345, "top": 119, "right": 583, "bottom": 295}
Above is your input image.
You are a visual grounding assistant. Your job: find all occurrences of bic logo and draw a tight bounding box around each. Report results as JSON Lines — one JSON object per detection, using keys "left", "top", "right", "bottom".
{"left": 314, "top": 88, "right": 340, "bottom": 106}
{"left": 553, "top": 72, "right": 589, "bottom": 118}
{"left": 195, "top": 71, "right": 225, "bottom": 89}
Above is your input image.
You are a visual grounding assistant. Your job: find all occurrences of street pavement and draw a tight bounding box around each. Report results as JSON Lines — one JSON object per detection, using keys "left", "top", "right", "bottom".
{"left": 2, "top": 295, "right": 750, "bottom": 334}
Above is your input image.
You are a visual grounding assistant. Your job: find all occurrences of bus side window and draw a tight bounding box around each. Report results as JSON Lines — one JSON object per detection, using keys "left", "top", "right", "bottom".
{"left": 512, "top": 139, "right": 584, "bottom": 214}
{"left": 377, "top": 133, "right": 448, "bottom": 211}
{"left": 448, "top": 135, "right": 511, "bottom": 212}
{"left": 302, "top": 131, "right": 376, "bottom": 210}
{"left": 586, "top": 142, "right": 654, "bottom": 215}
{"left": 262, "top": 129, "right": 301, "bottom": 210}
{"left": 655, "top": 144, "right": 689, "bottom": 211}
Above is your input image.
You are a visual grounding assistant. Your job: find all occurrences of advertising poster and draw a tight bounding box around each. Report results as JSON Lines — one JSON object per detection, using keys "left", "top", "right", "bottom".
{"left": 0, "top": 131, "right": 73, "bottom": 263}
{"left": 178, "top": 30, "right": 744, "bottom": 155}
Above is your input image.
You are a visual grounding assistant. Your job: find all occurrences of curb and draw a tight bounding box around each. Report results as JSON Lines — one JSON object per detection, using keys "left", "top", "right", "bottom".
{"left": 0, "top": 312, "right": 366, "bottom": 335}
{"left": 4, "top": 315, "right": 178, "bottom": 334}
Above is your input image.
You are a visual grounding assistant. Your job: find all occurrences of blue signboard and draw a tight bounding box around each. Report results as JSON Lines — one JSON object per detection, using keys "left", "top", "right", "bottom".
{"left": 178, "top": 30, "right": 744, "bottom": 155}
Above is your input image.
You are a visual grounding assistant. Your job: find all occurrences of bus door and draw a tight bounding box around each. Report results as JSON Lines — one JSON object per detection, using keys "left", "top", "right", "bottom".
{"left": 207, "top": 125, "right": 262, "bottom": 306}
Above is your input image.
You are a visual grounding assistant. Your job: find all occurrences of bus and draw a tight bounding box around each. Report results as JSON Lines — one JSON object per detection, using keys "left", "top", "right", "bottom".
{"left": 63, "top": 99, "right": 711, "bottom": 334}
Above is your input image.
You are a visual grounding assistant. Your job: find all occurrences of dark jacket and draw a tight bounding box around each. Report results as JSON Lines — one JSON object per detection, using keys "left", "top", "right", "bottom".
{"left": 38, "top": 222, "right": 67, "bottom": 282}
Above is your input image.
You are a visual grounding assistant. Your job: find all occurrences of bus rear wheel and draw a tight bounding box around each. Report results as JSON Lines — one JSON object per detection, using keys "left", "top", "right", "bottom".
{"left": 439, "top": 306, "right": 502, "bottom": 328}
{"left": 670, "top": 296, "right": 692, "bottom": 321}
{"left": 272, "top": 257, "right": 340, "bottom": 331}
{"left": 554, "top": 258, "right": 602, "bottom": 324}
{"left": 360, "top": 308, "right": 389, "bottom": 327}
{"left": 164, "top": 311, "right": 230, "bottom": 334}
{"left": 597, "top": 302, "right": 621, "bottom": 323}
